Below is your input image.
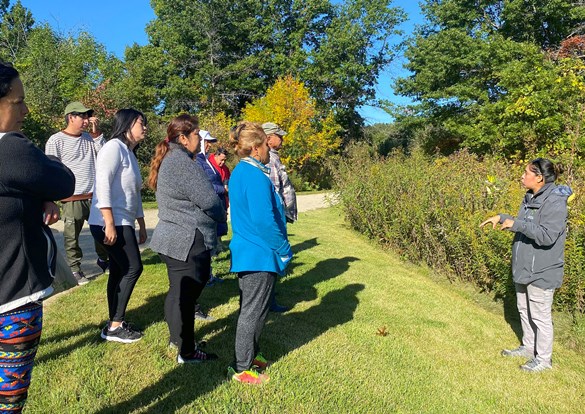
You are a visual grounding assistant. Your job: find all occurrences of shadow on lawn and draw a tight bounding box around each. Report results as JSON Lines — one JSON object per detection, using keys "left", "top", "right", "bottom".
{"left": 94, "top": 255, "right": 363, "bottom": 413}
{"left": 499, "top": 289, "right": 523, "bottom": 342}
{"left": 292, "top": 237, "right": 318, "bottom": 254}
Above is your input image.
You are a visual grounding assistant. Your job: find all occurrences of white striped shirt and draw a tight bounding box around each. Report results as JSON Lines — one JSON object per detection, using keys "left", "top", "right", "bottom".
{"left": 45, "top": 131, "right": 105, "bottom": 195}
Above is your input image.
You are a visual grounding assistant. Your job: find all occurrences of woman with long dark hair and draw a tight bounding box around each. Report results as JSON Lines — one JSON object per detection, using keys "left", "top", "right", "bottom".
{"left": 89, "top": 108, "right": 148, "bottom": 343}
{"left": 0, "top": 62, "right": 75, "bottom": 412}
{"left": 148, "top": 114, "right": 226, "bottom": 363}
{"left": 481, "top": 158, "right": 571, "bottom": 372}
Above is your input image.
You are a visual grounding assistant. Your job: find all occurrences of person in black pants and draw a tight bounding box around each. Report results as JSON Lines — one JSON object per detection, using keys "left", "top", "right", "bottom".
{"left": 88, "top": 108, "right": 148, "bottom": 343}
{"left": 148, "top": 114, "right": 226, "bottom": 363}
{"left": 159, "top": 230, "right": 210, "bottom": 354}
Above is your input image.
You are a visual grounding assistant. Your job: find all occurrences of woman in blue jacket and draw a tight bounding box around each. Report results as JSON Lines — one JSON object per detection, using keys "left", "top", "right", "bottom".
{"left": 481, "top": 158, "right": 570, "bottom": 372}
{"left": 227, "top": 121, "right": 292, "bottom": 384}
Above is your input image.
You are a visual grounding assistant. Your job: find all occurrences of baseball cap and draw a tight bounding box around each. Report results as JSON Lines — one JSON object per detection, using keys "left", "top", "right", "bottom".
{"left": 64, "top": 101, "right": 94, "bottom": 116}
{"left": 199, "top": 130, "right": 218, "bottom": 142}
{"left": 262, "top": 122, "right": 287, "bottom": 136}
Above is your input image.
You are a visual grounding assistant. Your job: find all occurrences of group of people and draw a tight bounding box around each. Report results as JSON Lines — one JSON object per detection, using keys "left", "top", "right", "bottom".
{"left": 0, "top": 57, "right": 573, "bottom": 411}
{"left": 0, "top": 62, "right": 298, "bottom": 411}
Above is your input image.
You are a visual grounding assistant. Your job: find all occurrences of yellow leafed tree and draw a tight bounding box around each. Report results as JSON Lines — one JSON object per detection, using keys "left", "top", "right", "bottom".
{"left": 242, "top": 75, "right": 342, "bottom": 187}
{"left": 197, "top": 110, "right": 237, "bottom": 149}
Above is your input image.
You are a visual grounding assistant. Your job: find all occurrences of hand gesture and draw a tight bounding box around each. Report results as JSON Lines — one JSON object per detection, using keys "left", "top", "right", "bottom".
{"left": 88, "top": 116, "right": 101, "bottom": 136}
{"left": 479, "top": 215, "right": 501, "bottom": 229}
{"left": 501, "top": 218, "right": 515, "bottom": 230}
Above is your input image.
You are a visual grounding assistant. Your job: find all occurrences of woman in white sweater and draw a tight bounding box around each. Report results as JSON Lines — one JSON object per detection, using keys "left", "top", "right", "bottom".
{"left": 89, "top": 108, "right": 147, "bottom": 343}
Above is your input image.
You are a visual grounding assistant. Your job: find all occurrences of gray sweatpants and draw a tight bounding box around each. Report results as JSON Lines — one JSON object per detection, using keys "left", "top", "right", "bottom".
{"left": 515, "top": 283, "right": 556, "bottom": 364}
{"left": 235, "top": 271, "right": 276, "bottom": 372}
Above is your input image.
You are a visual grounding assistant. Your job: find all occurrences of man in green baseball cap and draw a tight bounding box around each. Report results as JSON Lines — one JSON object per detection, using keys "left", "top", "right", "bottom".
{"left": 45, "top": 102, "right": 109, "bottom": 285}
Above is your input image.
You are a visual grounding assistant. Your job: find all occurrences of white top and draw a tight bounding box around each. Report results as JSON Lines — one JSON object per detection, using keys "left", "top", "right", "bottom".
{"left": 88, "top": 139, "right": 144, "bottom": 227}
{"left": 45, "top": 131, "right": 105, "bottom": 195}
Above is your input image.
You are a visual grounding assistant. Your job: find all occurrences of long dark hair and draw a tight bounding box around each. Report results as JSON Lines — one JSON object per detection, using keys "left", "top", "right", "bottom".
{"left": 111, "top": 108, "right": 147, "bottom": 147}
{"left": 0, "top": 62, "right": 19, "bottom": 99}
{"left": 528, "top": 158, "right": 560, "bottom": 184}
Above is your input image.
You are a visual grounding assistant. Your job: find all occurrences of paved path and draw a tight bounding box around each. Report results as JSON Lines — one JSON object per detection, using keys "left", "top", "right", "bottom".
{"left": 50, "top": 192, "right": 336, "bottom": 276}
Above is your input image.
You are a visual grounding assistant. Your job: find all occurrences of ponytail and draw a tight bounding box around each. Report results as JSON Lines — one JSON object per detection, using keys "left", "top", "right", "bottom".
{"left": 148, "top": 113, "right": 199, "bottom": 190}
{"left": 148, "top": 141, "right": 170, "bottom": 190}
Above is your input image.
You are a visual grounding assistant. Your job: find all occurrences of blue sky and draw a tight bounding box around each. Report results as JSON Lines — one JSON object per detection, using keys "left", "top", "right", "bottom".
{"left": 18, "top": 0, "right": 424, "bottom": 125}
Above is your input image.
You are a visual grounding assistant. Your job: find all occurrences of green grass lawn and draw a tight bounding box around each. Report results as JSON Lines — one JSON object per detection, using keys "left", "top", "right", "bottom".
{"left": 28, "top": 207, "right": 585, "bottom": 413}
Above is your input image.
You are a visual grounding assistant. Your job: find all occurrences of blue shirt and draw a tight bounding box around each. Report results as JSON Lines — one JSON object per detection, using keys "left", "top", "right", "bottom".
{"left": 229, "top": 159, "right": 292, "bottom": 275}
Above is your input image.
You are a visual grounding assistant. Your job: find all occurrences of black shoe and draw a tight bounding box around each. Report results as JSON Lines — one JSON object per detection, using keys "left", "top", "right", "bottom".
{"left": 177, "top": 349, "right": 218, "bottom": 364}
{"left": 120, "top": 321, "right": 143, "bottom": 334}
{"left": 101, "top": 323, "right": 143, "bottom": 343}
{"left": 73, "top": 271, "right": 90, "bottom": 285}
{"left": 169, "top": 339, "right": 207, "bottom": 350}
{"left": 194, "top": 309, "right": 216, "bottom": 321}
{"left": 96, "top": 258, "right": 109, "bottom": 274}
{"left": 269, "top": 303, "right": 290, "bottom": 313}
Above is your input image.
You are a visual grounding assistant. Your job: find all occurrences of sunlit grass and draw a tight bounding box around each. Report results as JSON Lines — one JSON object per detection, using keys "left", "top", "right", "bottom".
{"left": 28, "top": 207, "right": 585, "bottom": 413}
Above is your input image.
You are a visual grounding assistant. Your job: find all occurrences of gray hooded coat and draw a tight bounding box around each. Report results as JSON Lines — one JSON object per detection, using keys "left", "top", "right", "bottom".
{"left": 499, "top": 182, "right": 572, "bottom": 289}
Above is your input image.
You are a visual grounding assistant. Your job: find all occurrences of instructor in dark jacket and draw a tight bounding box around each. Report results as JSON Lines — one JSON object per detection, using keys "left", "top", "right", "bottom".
{"left": 481, "top": 158, "right": 570, "bottom": 373}
{"left": 0, "top": 62, "right": 75, "bottom": 412}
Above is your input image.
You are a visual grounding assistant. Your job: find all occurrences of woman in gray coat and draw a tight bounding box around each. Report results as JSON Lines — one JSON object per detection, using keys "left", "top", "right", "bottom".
{"left": 148, "top": 114, "right": 226, "bottom": 363}
{"left": 480, "top": 158, "right": 571, "bottom": 372}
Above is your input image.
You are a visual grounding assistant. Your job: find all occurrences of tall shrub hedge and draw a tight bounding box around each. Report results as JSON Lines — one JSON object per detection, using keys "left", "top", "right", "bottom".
{"left": 332, "top": 145, "right": 585, "bottom": 314}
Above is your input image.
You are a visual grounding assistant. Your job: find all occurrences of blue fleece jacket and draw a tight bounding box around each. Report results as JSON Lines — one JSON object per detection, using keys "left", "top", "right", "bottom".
{"left": 229, "top": 159, "right": 292, "bottom": 275}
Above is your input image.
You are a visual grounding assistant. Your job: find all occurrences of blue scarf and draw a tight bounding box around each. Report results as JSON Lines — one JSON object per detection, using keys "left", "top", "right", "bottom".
{"left": 241, "top": 156, "right": 270, "bottom": 177}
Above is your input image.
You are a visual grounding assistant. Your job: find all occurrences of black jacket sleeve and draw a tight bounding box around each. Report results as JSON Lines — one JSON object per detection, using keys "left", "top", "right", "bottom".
{"left": 0, "top": 132, "right": 75, "bottom": 201}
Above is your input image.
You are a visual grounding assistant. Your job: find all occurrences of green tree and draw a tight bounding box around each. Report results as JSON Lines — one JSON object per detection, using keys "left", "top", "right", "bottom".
{"left": 0, "top": 0, "right": 34, "bottom": 62}
{"left": 125, "top": 0, "right": 404, "bottom": 136}
{"left": 395, "top": 0, "right": 585, "bottom": 157}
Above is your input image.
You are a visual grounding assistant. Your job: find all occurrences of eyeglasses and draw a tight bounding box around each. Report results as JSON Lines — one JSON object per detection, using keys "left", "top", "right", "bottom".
{"left": 72, "top": 112, "right": 90, "bottom": 119}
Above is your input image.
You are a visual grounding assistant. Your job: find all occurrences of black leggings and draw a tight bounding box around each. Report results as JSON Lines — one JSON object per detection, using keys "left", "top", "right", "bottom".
{"left": 159, "top": 230, "right": 211, "bottom": 355}
{"left": 90, "top": 225, "right": 143, "bottom": 322}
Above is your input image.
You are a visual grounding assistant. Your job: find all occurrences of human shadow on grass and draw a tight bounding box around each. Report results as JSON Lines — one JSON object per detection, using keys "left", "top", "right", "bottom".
{"left": 36, "top": 323, "right": 105, "bottom": 364}
{"left": 291, "top": 237, "right": 318, "bottom": 254}
{"left": 36, "top": 290, "right": 168, "bottom": 365}
{"left": 496, "top": 283, "right": 523, "bottom": 342}
{"left": 263, "top": 283, "right": 365, "bottom": 362}
{"left": 277, "top": 256, "right": 359, "bottom": 307}
{"left": 93, "top": 259, "right": 362, "bottom": 413}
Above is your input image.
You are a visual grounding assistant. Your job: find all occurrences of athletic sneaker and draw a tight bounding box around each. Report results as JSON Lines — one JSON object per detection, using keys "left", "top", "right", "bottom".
{"left": 100, "top": 323, "right": 143, "bottom": 343}
{"left": 252, "top": 353, "right": 271, "bottom": 370}
{"left": 120, "top": 320, "right": 143, "bottom": 334}
{"left": 194, "top": 307, "right": 216, "bottom": 321}
{"left": 177, "top": 349, "right": 219, "bottom": 364}
{"left": 501, "top": 345, "right": 533, "bottom": 358}
{"left": 206, "top": 275, "right": 224, "bottom": 287}
{"left": 73, "top": 271, "right": 90, "bottom": 286}
{"left": 228, "top": 366, "right": 270, "bottom": 384}
{"left": 520, "top": 358, "right": 552, "bottom": 372}
{"left": 169, "top": 340, "right": 207, "bottom": 349}
{"left": 96, "top": 258, "right": 110, "bottom": 274}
